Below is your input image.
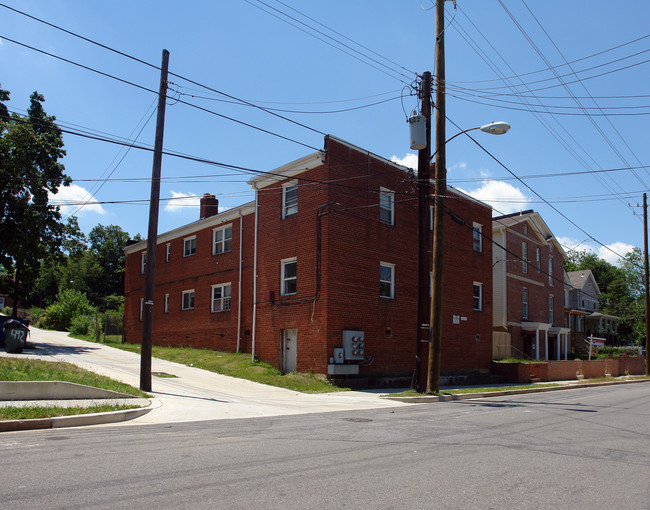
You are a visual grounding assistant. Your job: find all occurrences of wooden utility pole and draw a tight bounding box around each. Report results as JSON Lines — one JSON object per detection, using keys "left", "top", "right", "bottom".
{"left": 140, "top": 49, "right": 170, "bottom": 392}
{"left": 414, "top": 71, "right": 432, "bottom": 391}
{"left": 643, "top": 193, "right": 650, "bottom": 375}
{"left": 427, "top": 0, "right": 446, "bottom": 393}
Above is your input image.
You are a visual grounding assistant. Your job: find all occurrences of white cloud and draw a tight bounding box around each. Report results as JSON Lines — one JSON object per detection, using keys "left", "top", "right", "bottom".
{"left": 390, "top": 153, "right": 418, "bottom": 170}
{"left": 449, "top": 161, "right": 467, "bottom": 172}
{"left": 48, "top": 184, "right": 106, "bottom": 216}
{"left": 458, "top": 180, "right": 529, "bottom": 215}
{"left": 598, "top": 242, "right": 635, "bottom": 265}
{"left": 164, "top": 191, "right": 201, "bottom": 213}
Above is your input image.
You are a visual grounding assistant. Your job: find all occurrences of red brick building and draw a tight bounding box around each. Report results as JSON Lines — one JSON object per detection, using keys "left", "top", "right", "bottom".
{"left": 492, "top": 210, "right": 570, "bottom": 361}
{"left": 124, "top": 136, "right": 493, "bottom": 385}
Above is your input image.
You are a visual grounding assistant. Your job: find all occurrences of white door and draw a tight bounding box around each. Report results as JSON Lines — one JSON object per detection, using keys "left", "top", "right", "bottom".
{"left": 283, "top": 329, "right": 297, "bottom": 373}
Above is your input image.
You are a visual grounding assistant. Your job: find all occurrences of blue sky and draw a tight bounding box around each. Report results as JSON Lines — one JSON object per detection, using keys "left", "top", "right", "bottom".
{"left": 2, "top": 0, "right": 649, "bottom": 265}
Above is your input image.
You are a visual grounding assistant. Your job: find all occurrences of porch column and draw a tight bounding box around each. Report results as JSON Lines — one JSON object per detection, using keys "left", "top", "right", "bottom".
{"left": 556, "top": 334, "right": 560, "bottom": 360}
{"left": 535, "top": 331, "right": 540, "bottom": 361}
{"left": 544, "top": 330, "right": 548, "bottom": 361}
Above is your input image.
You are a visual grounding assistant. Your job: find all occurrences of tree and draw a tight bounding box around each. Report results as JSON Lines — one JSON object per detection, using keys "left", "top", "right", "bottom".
{"left": 88, "top": 224, "right": 130, "bottom": 299}
{"left": 0, "top": 89, "right": 71, "bottom": 315}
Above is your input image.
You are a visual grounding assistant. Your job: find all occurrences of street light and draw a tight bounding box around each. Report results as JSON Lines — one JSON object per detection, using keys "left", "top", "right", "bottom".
{"left": 430, "top": 121, "right": 511, "bottom": 160}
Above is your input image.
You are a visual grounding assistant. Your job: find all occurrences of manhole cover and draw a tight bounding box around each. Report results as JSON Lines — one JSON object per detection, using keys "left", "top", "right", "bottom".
{"left": 343, "top": 418, "right": 372, "bottom": 423}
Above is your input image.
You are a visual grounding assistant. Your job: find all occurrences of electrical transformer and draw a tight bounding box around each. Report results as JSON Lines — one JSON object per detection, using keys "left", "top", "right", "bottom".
{"left": 342, "top": 330, "right": 365, "bottom": 361}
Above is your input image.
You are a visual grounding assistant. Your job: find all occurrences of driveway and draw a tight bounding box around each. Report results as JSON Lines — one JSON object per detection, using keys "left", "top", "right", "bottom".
{"left": 1, "top": 327, "right": 410, "bottom": 424}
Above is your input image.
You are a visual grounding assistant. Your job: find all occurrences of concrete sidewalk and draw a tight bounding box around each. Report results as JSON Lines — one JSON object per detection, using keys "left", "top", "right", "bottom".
{"left": 1, "top": 327, "right": 411, "bottom": 428}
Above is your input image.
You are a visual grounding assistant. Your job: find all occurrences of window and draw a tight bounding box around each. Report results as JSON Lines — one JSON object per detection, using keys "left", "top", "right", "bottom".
{"left": 536, "top": 248, "right": 541, "bottom": 272}
{"left": 182, "top": 290, "right": 195, "bottom": 310}
{"left": 549, "top": 296, "right": 554, "bottom": 324}
{"left": 184, "top": 236, "right": 196, "bottom": 257}
{"left": 522, "top": 242, "right": 528, "bottom": 273}
{"left": 379, "top": 188, "right": 394, "bottom": 225}
{"left": 282, "top": 182, "right": 298, "bottom": 218}
{"left": 380, "top": 262, "right": 395, "bottom": 298}
{"left": 213, "top": 225, "right": 233, "bottom": 255}
{"left": 472, "top": 223, "right": 482, "bottom": 252}
{"left": 139, "top": 298, "right": 144, "bottom": 321}
{"left": 473, "top": 282, "right": 483, "bottom": 311}
{"left": 141, "top": 252, "right": 146, "bottom": 274}
{"left": 548, "top": 258, "right": 553, "bottom": 286}
{"left": 522, "top": 287, "right": 529, "bottom": 319}
{"left": 211, "top": 283, "right": 232, "bottom": 312}
{"left": 281, "top": 258, "right": 297, "bottom": 295}
{"left": 164, "top": 294, "right": 169, "bottom": 314}
{"left": 166, "top": 244, "right": 170, "bottom": 263}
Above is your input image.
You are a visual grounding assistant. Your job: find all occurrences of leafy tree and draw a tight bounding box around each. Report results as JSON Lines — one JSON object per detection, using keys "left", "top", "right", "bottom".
{"left": 88, "top": 224, "right": 130, "bottom": 299}
{"left": 0, "top": 89, "right": 70, "bottom": 315}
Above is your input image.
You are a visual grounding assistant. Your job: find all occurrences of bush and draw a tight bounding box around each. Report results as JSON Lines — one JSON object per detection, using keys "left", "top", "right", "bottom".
{"left": 69, "top": 315, "right": 94, "bottom": 336}
{"left": 597, "top": 346, "right": 641, "bottom": 358}
{"left": 42, "top": 289, "right": 97, "bottom": 331}
{"left": 1, "top": 306, "right": 12, "bottom": 315}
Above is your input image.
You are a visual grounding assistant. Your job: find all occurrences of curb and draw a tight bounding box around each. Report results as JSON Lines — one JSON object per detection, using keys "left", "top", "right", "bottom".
{"left": 0, "top": 401, "right": 155, "bottom": 433}
{"left": 383, "top": 377, "right": 650, "bottom": 403}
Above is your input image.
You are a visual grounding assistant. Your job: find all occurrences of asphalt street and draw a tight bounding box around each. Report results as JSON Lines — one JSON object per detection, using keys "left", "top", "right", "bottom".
{"left": 2, "top": 383, "right": 649, "bottom": 509}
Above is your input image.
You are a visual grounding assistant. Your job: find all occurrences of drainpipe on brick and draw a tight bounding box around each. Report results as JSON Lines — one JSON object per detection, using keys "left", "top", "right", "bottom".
{"left": 236, "top": 209, "right": 243, "bottom": 353}
{"left": 251, "top": 184, "right": 259, "bottom": 362}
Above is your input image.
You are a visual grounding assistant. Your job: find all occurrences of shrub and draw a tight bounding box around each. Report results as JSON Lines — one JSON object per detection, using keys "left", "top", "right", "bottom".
{"left": 597, "top": 346, "right": 641, "bottom": 358}
{"left": 43, "top": 289, "right": 97, "bottom": 331}
{"left": 1, "top": 306, "right": 12, "bottom": 315}
{"left": 69, "top": 315, "right": 94, "bottom": 336}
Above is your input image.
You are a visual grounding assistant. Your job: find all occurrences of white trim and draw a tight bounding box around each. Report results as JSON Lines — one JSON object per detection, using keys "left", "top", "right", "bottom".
{"left": 380, "top": 261, "right": 395, "bottom": 299}
{"left": 140, "top": 252, "right": 146, "bottom": 274}
{"left": 212, "top": 223, "right": 233, "bottom": 255}
{"left": 181, "top": 289, "right": 195, "bottom": 310}
{"left": 379, "top": 187, "right": 395, "bottom": 225}
{"left": 472, "top": 223, "right": 483, "bottom": 252}
{"left": 281, "top": 257, "right": 297, "bottom": 296}
{"left": 211, "top": 283, "right": 232, "bottom": 312}
{"left": 164, "top": 293, "right": 169, "bottom": 313}
{"left": 473, "top": 281, "right": 483, "bottom": 311}
{"left": 247, "top": 152, "right": 325, "bottom": 189}
{"left": 165, "top": 243, "right": 171, "bottom": 263}
{"left": 282, "top": 180, "right": 298, "bottom": 219}
{"left": 183, "top": 235, "right": 196, "bottom": 257}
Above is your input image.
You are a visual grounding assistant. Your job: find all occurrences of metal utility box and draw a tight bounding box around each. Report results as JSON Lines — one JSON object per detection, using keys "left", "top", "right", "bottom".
{"left": 342, "top": 330, "right": 365, "bottom": 361}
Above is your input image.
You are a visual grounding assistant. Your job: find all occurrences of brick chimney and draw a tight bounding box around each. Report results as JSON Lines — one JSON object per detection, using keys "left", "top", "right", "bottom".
{"left": 200, "top": 193, "right": 219, "bottom": 219}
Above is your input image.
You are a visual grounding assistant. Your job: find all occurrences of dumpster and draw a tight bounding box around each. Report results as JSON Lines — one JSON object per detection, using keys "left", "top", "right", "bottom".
{"left": 3, "top": 319, "right": 29, "bottom": 354}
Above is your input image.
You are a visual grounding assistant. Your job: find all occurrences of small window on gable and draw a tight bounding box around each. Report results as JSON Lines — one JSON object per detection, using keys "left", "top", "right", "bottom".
{"left": 548, "top": 258, "right": 553, "bottom": 286}
{"left": 141, "top": 252, "right": 147, "bottom": 274}
{"left": 472, "top": 223, "right": 482, "bottom": 252}
{"left": 282, "top": 182, "right": 298, "bottom": 218}
{"left": 212, "top": 283, "right": 232, "bottom": 312}
{"left": 380, "top": 262, "right": 395, "bottom": 299}
{"left": 379, "top": 188, "right": 394, "bottom": 225}
{"left": 473, "top": 282, "right": 483, "bottom": 311}
{"left": 166, "top": 244, "right": 171, "bottom": 263}
{"left": 213, "top": 225, "right": 233, "bottom": 255}
{"left": 184, "top": 236, "right": 196, "bottom": 257}
{"left": 281, "top": 258, "right": 297, "bottom": 295}
{"left": 536, "top": 247, "right": 541, "bottom": 272}
{"left": 182, "top": 290, "right": 195, "bottom": 310}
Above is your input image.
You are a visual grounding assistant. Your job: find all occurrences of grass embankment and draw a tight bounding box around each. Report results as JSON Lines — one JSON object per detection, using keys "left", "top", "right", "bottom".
{"left": 0, "top": 358, "right": 147, "bottom": 421}
{"left": 69, "top": 335, "right": 346, "bottom": 394}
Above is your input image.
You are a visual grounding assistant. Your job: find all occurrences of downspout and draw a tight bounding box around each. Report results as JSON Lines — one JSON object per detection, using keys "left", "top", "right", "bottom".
{"left": 236, "top": 209, "right": 243, "bottom": 353}
{"left": 251, "top": 184, "right": 259, "bottom": 362}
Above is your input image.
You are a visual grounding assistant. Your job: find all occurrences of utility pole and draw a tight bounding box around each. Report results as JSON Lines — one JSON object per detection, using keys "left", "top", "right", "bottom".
{"left": 643, "top": 193, "right": 650, "bottom": 375}
{"left": 140, "top": 49, "right": 170, "bottom": 392}
{"left": 427, "top": 0, "right": 446, "bottom": 393}
{"left": 414, "top": 71, "right": 432, "bottom": 392}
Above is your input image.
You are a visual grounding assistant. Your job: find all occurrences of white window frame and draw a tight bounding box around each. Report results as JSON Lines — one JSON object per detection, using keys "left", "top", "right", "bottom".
{"left": 548, "top": 258, "right": 554, "bottom": 286}
{"left": 182, "top": 289, "right": 195, "bottom": 310}
{"left": 282, "top": 181, "right": 298, "bottom": 218}
{"left": 211, "top": 283, "right": 232, "bottom": 312}
{"left": 522, "top": 242, "right": 528, "bottom": 274}
{"left": 166, "top": 243, "right": 171, "bottom": 263}
{"left": 473, "top": 282, "right": 483, "bottom": 311}
{"left": 380, "top": 262, "right": 395, "bottom": 299}
{"left": 281, "top": 258, "right": 297, "bottom": 296}
{"left": 379, "top": 187, "right": 395, "bottom": 225}
{"left": 536, "top": 247, "right": 541, "bottom": 272}
{"left": 472, "top": 223, "right": 482, "bottom": 252}
{"left": 522, "top": 287, "right": 529, "bottom": 319}
{"left": 549, "top": 296, "right": 554, "bottom": 324}
{"left": 141, "top": 252, "right": 146, "bottom": 274}
{"left": 213, "top": 224, "right": 233, "bottom": 255}
{"left": 184, "top": 236, "right": 196, "bottom": 257}
{"left": 164, "top": 293, "right": 169, "bottom": 314}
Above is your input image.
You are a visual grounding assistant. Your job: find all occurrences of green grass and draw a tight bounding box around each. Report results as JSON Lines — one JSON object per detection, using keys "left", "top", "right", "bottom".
{"left": 0, "top": 404, "right": 140, "bottom": 421}
{"left": 0, "top": 358, "right": 149, "bottom": 398}
{"left": 72, "top": 335, "right": 347, "bottom": 393}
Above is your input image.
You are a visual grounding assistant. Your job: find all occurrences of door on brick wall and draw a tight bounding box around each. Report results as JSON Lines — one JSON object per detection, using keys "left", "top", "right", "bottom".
{"left": 282, "top": 329, "right": 297, "bottom": 373}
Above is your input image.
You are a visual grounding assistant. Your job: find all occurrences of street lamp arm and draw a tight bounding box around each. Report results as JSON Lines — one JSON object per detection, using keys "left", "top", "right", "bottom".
{"left": 429, "top": 121, "right": 511, "bottom": 161}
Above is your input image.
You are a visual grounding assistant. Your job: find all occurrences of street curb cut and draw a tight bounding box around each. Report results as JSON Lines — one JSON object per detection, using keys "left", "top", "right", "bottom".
{"left": 383, "top": 377, "right": 650, "bottom": 403}
{"left": 0, "top": 402, "right": 153, "bottom": 433}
